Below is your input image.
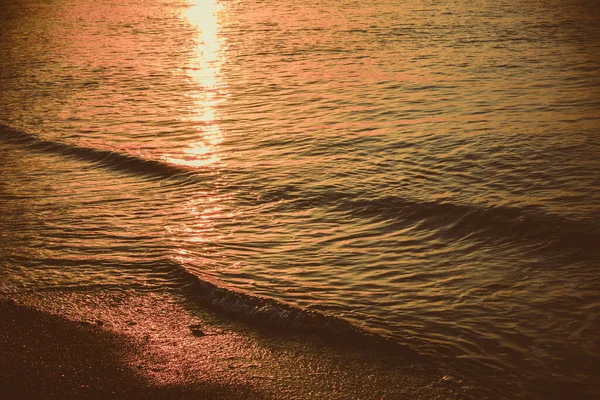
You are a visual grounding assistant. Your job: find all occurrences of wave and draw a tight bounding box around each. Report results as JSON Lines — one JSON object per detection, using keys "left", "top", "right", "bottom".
{"left": 258, "top": 188, "right": 600, "bottom": 257}
{"left": 352, "top": 197, "right": 597, "bottom": 251}
{"left": 156, "top": 258, "right": 421, "bottom": 357}
{"left": 0, "top": 253, "right": 417, "bottom": 356}
{"left": 0, "top": 124, "right": 200, "bottom": 182}
{"left": 2, "top": 123, "right": 596, "bottom": 257}
{"left": 341, "top": 194, "right": 595, "bottom": 233}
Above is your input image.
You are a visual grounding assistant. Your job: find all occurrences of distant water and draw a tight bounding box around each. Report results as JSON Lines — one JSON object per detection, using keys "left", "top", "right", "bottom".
{"left": 1, "top": 0, "right": 599, "bottom": 398}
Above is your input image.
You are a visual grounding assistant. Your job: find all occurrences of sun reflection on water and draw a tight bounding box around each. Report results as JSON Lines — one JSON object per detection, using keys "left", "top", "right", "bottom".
{"left": 164, "top": 0, "right": 226, "bottom": 168}
{"left": 164, "top": 0, "right": 235, "bottom": 269}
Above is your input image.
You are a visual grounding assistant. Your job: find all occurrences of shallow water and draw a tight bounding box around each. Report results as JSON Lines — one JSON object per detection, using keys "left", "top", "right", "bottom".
{"left": 1, "top": 0, "right": 599, "bottom": 398}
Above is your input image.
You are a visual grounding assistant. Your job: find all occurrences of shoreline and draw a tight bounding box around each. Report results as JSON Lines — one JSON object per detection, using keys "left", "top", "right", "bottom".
{"left": 0, "top": 292, "right": 451, "bottom": 399}
{"left": 2, "top": 291, "right": 598, "bottom": 400}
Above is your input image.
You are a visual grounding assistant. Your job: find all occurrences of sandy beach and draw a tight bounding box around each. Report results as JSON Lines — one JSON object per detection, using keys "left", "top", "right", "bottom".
{"left": 0, "top": 293, "right": 456, "bottom": 400}
{"left": 0, "top": 298, "right": 268, "bottom": 399}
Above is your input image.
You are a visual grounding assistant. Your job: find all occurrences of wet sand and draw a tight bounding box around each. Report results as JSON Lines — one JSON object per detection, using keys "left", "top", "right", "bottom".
{"left": 0, "top": 299, "right": 267, "bottom": 399}
{"left": 0, "top": 293, "right": 455, "bottom": 400}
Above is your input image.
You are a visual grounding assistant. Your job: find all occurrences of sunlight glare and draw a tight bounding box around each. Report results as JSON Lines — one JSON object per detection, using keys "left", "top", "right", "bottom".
{"left": 166, "top": 0, "right": 226, "bottom": 169}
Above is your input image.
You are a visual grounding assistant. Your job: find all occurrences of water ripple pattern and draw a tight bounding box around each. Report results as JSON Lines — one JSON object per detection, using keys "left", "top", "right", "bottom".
{"left": 1, "top": 0, "right": 599, "bottom": 398}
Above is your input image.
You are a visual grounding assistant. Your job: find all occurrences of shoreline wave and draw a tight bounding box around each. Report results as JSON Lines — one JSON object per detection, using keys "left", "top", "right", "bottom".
{"left": 168, "top": 259, "right": 421, "bottom": 357}
{"left": 2, "top": 122, "right": 597, "bottom": 260}
{"left": 0, "top": 123, "right": 201, "bottom": 182}
{"left": 261, "top": 189, "right": 600, "bottom": 258}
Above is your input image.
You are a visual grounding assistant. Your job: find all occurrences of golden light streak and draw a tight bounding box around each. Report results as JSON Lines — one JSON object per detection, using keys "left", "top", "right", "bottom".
{"left": 165, "top": 0, "right": 226, "bottom": 169}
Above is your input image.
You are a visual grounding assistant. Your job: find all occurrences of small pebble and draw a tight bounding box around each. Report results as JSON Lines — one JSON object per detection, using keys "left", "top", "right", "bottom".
{"left": 189, "top": 324, "right": 205, "bottom": 337}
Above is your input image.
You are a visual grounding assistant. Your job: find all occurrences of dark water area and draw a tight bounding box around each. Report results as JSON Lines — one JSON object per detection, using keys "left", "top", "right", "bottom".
{"left": 1, "top": 0, "right": 600, "bottom": 398}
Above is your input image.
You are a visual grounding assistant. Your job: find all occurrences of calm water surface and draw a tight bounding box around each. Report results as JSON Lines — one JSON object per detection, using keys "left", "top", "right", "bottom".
{"left": 1, "top": 0, "right": 599, "bottom": 398}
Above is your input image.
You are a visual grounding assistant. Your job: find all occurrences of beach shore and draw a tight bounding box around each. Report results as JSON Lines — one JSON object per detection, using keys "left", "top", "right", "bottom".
{"left": 0, "top": 298, "right": 267, "bottom": 399}
{"left": 0, "top": 292, "right": 452, "bottom": 400}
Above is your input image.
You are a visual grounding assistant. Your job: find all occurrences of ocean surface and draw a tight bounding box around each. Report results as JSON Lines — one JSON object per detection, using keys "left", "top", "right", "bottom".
{"left": 1, "top": 0, "right": 599, "bottom": 398}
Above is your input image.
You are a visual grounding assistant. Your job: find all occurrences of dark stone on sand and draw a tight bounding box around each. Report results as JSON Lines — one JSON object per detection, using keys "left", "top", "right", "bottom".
{"left": 189, "top": 324, "right": 206, "bottom": 337}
